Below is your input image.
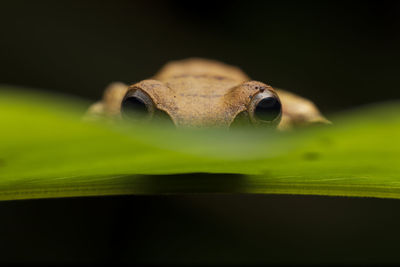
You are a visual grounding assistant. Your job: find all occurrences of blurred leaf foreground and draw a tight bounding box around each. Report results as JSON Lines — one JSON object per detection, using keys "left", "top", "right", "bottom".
{"left": 0, "top": 87, "right": 399, "bottom": 201}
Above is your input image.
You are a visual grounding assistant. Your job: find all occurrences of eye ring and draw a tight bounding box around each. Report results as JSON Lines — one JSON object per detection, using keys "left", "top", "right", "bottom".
{"left": 121, "top": 89, "right": 155, "bottom": 121}
{"left": 248, "top": 92, "right": 282, "bottom": 126}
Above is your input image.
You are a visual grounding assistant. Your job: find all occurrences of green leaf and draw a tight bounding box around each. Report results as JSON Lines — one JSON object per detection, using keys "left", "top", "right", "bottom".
{"left": 0, "top": 86, "right": 399, "bottom": 200}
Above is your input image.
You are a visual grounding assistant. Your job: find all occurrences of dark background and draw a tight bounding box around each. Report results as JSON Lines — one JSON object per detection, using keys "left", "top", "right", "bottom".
{"left": 1, "top": 1, "right": 400, "bottom": 265}
{"left": 1, "top": 1, "right": 399, "bottom": 112}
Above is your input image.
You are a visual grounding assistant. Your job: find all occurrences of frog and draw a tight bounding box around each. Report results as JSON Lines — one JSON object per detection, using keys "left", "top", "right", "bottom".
{"left": 86, "top": 58, "right": 329, "bottom": 129}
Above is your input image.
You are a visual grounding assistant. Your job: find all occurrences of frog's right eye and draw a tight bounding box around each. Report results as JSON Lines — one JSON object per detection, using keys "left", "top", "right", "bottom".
{"left": 121, "top": 89, "right": 155, "bottom": 120}
{"left": 248, "top": 91, "right": 282, "bottom": 126}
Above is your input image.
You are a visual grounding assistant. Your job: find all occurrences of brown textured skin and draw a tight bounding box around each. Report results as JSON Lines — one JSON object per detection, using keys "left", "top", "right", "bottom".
{"left": 86, "top": 58, "right": 328, "bottom": 129}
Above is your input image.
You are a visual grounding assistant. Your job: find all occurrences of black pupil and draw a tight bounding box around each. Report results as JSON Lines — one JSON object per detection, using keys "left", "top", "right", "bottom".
{"left": 254, "top": 97, "right": 281, "bottom": 122}
{"left": 121, "top": 96, "right": 148, "bottom": 118}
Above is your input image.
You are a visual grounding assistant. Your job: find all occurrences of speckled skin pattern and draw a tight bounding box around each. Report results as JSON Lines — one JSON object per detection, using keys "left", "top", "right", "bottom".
{"left": 86, "top": 58, "right": 328, "bottom": 129}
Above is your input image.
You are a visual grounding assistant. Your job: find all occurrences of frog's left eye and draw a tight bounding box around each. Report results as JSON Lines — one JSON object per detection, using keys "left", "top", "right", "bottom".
{"left": 248, "top": 92, "right": 282, "bottom": 126}
{"left": 121, "top": 89, "right": 155, "bottom": 120}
